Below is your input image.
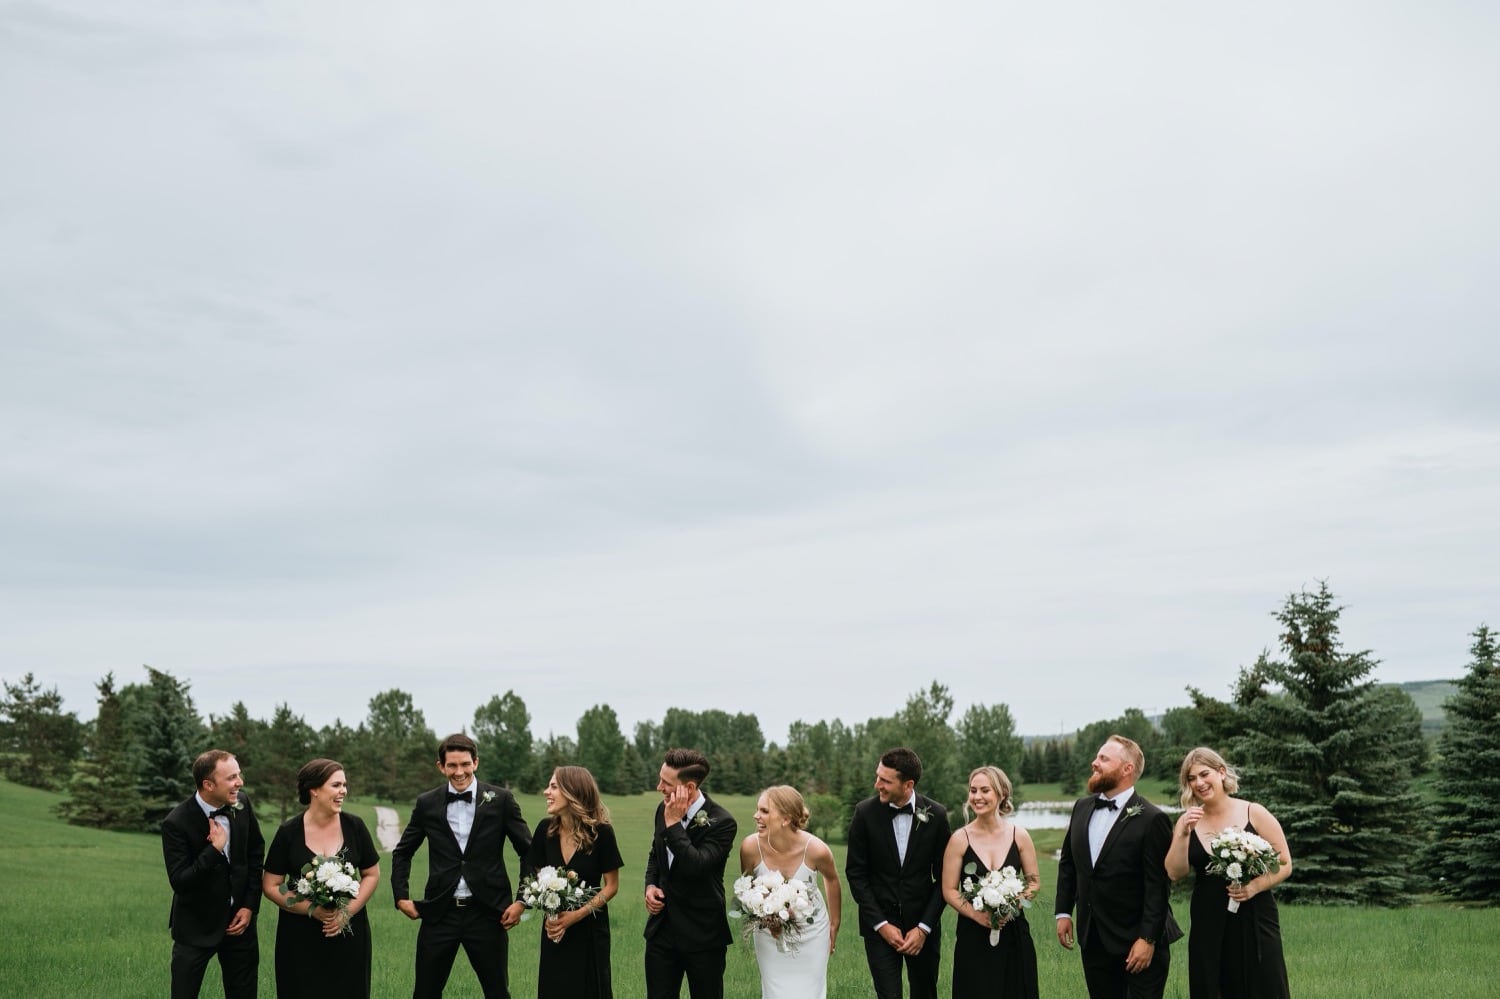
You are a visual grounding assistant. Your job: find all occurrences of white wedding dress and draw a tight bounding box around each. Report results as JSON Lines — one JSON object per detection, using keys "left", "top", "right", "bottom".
{"left": 752, "top": 838, "right": 831, "bottom": 999}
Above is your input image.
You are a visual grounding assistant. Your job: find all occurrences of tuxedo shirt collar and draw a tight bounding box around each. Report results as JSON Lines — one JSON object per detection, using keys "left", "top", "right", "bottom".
{"left": 195, "top": 792, "right": 224, "bottom": 817}
{"left": 1097, "top": 787, "right": 1135, "bottom": 810}
{"left": 681, "top": 792, "right": 707, "bottom": 826}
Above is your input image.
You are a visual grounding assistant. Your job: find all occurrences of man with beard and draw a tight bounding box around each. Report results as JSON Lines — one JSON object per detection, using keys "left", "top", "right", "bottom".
{"left": 1055, "top": 735, "right": 1182, "bottom": 998}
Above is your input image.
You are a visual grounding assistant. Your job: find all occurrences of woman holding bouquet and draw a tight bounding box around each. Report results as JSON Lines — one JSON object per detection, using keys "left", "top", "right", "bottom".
{"left": 736, "top": 785, "right": 841, "bottom": 998}
{"left": 523, "top": 766, "right": 623, "bottom": 998}
{"left": 941, "top": 766, "right": 1039, "bottom": 998}
{"left": 1166, "top": 747, "right": 1292, "bottom": 998}
{"left": 260, "top": 758, "right": 381, "bottom": 998}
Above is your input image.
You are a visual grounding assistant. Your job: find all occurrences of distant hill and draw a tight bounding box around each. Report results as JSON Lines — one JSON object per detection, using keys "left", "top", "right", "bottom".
{"left": 1390, "top": 678, "right": 1458, "bottom": 737}
{"left": 1022, "top": 678, "right": 1460, "bottom": 743}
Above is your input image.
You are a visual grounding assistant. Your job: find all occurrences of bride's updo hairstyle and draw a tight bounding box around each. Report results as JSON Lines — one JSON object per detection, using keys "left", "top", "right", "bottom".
{"left": 762, "top": 785, "right": 810, "bottom": 831}
{"left": 963, "top": 765, "right": 1015, "bottom": 822}
{"left": 297, "top": 758, "right": 344, "bottom": 806}
{"left": 1177, "top": 746, "right": 1240, "bottom": 808}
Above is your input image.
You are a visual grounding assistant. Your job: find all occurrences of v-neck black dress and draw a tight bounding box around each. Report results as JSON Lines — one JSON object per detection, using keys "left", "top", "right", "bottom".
{"left": 523, "top": 819, "right": 624, "bottom": 999}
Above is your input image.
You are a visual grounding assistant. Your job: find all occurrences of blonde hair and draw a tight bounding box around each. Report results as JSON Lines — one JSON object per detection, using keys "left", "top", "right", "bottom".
{"left": 1107, "top": 734, "right": 1145, "bottom": 776}
{"left": 1177, "top": 747, "right": 1241, "bottom": 808}
{"left": 548, "top": 766, "right": 611, "bottom": 851}
{"left": 760, "top": 785, "right": 810, "bottom": 831}
{"left": 963, "top": 765, "right": 1015, "bottom": 822}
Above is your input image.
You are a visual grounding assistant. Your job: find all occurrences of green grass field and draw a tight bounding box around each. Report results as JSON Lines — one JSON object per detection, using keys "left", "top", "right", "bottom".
{"left": 2, "top": 778, "right": 1495, "bottom": 997}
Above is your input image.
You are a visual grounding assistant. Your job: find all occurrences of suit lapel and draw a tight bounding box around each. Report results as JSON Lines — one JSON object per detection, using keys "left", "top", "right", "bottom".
{"left": 1094, "top": 795, "right": 1143, "bottom": 867}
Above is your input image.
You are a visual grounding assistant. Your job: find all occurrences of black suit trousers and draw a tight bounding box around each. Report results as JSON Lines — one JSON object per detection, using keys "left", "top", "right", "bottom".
{"left": 862, "top": 930, "right": 941, "bottom": 999}
{"left": 1081, "top": 936, "right": 1171, "bottom": 999}
{"left": 170, "top": 923, "right": 258, "bottom": 999}
{"left": 413, "top": 902, "right": 509, "bottom": 999}
{"left": 644, "top": 936, "right": 725, "bottom": 999}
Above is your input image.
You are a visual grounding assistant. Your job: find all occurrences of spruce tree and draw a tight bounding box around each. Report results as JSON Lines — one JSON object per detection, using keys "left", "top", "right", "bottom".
{"left": 1422, "top": 624, "right": 1500, "bottom": 902}
{"left": 57, "top": 674, "right": 146, "bottom": 829}
{"left": 1228, "top": 583, "right": 1423, "bottom": 906}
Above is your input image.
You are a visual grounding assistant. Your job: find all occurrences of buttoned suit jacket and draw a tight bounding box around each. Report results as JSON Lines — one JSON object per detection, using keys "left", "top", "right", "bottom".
{"left": 642, "top": 794, "right": 738, "bottom": 951}
{"left": 161, "top": 792, "right": 265, "bottom": 948}
{"left": 390, "top": 781, "right": 532, "bottom": 912}
{"left": 844, "top": 792, "right": 951, "bottom": 939}
{"left": 1054, "top": 792, "right": 1182, "bottom": 954}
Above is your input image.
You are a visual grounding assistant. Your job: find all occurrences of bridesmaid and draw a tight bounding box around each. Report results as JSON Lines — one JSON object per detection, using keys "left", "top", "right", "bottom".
{"left": 261, "top": 758, "right": 381, "bottom": 998}
{"left": 941, "top": 765, "right": 1039, "bottom": 998}
{"left": 1165, "top": 747, "right": 1292, "bottom": 998}
{"left": 524, "top": 766, "right": 622, "bottom": 999}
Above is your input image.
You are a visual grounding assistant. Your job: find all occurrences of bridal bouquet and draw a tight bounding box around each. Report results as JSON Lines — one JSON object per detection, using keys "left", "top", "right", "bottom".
{"left": 959, "top": 863, "right": 1032, "bottom": 946}
{"left": 280, "top": 853, "right": 361, "bottom": 935}
{"left": 729, "top": 870, "right": 820, "bottom": 953}
{"left": 517, "top": 865, "right": 599, "bottom": 920}
{"left": 1205, "top": 827, "right": 1282, "bottom": 913}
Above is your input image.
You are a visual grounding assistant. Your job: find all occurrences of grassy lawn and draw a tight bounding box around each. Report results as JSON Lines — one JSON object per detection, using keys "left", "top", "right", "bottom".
{"left": 2, "top": 778, "right": 1495, "bottom": 997}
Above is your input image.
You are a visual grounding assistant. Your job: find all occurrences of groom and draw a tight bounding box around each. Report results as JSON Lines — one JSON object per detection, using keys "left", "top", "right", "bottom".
{"left": 391, "top": 733, "right": 533, "bottom": 998}
{"left": 160, "top": 749, "right": 264, "bottom": 999}
{"left": 845, "top": 747, "right": 951, "bottom": 999}
{"left": 1055, "top": 734, "right": 1182, "bottom": 999}
{"left": 643, "top": 747, "right": 738, "bottom": 999}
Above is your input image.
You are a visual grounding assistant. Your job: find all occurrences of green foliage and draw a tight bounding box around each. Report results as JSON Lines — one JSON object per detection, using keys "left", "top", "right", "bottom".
{"left": 56, "top": 673, "right": 145, "bottom": 830}
{"left": 121, "top": 667, "right": 205, "bottom": 825}
{"left": 865, "top": 682, "right": 964, "bottom": 808}
{"left": 1218, "top": 583, "right": 1425, "bottom": 906}
{"left": 804, "top": 792, "right": 845, "bottom": 842}
{"left": 350, "top": 689, "right": 436, "bottom": 802}
{"left": 956, "top": 701, "right": 1024, "bottom": 784}
{"left": 1423, "top": 624, "right": 1500, "bottom": 903}
{"left": 576, "top": 702, "right": 629, "bottom": 794}
{"left": 0, "top": 672, "right": 83, "bottom": 789}
{"left": 250, "top": 703, "right": 315, "bottom": 824}
{"left": 472, "top": 690, "right": 537, "bottom": 791}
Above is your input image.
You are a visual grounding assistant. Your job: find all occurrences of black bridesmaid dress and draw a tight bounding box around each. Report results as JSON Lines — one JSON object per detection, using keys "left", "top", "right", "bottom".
{"left": 524, "top": 819, "right": 624, "bottom": 999}
{"left": 1187, "top": 822, "right": 1291, "bottom": 998}
{"left": 950, "top": 836, "right": 1039, "bottom": 998}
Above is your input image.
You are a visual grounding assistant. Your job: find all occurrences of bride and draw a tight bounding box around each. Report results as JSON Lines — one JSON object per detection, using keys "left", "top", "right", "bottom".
{"left": 737, "top": 786, "right": 841, "bottom": 999}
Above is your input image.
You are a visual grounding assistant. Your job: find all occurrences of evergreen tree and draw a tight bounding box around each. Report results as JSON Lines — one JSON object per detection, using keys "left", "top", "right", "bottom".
{"left": 57, "top": 674, "right": 145, "bottom": 829}
{"left": 251, "top": 704, "right": 315, "bottom": 823}
{"left": 1423, "top": 624, "right": 1500, "bottom": 902}
{"left": 124, "top": 667, "right": 205, "bottom": 825}
{"left": 0, "top": 672, "right": 83, "bottom": 789}
{"left": 208, "top": 702, "right": 261, "bottom": 768}
{"left": 1216, "top": 583, "right": 1424, "bottom": 906}
{"left": 352, "top": 689, "right": 436, "bottom": 802}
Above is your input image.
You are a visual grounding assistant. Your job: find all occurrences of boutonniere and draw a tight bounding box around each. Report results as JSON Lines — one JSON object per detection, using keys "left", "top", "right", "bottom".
{"left": 1123, "top": 803, "right": 1143, "bottom": 821}
{"left": 690, "top": 811, "right": 712, "bottom": 830}
{"left": 228, "top": 799, "right": 243, "bottom": 812}
{"left": 481, "top": 790, "right": 496, "bottom": 806}
{"left": 914, "top": 804, "right": 932, "bottom": 825}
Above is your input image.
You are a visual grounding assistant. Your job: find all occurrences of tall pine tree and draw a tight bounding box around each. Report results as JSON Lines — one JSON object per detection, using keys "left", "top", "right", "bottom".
{"left": 57, "top": 674, "right": 146, "bottom": 829}
{"left": 1422, "top": 624, "right": 1500, "bottom": 902}
{"left": 1199, "top": 583, "right": 1423, "bottom": 906}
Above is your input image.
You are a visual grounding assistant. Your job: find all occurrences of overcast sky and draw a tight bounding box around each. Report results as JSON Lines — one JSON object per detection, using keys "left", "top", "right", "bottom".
{"left": 3, "top": 2, "right": 1497, "bottom": 751}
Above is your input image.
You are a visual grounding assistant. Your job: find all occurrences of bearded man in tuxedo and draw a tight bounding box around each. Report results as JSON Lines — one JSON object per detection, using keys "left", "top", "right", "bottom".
{"left": 161, "top": 749, "right": 265, "bottom": 999}
{"left": 845, "top": 746, "right": 952, "bottom": 999}
{"left": 1055, "top": 734, "right": 1182, "bottom": 999}
{"left": 391, "top": 733, "right": 532, "bottom": 999}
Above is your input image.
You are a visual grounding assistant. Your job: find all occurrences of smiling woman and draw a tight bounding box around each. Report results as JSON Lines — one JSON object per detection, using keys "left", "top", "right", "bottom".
{"left": 261, "top": 758, "right": 381, "bottom": 999}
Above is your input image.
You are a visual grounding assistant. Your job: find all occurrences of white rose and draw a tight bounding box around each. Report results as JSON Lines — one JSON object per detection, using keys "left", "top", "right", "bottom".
{"left": 1226, "top": 862, "right": 1243, "bottom": 881}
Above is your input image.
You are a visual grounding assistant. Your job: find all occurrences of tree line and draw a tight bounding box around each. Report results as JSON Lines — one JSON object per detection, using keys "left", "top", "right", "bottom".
{"left": 3, "top": 583, "right": 1497, "bottom": 907}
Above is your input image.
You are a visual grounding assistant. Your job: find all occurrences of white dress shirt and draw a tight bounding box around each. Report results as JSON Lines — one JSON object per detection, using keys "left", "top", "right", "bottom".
{"left": 446, "top": 784, "right": 476, "bottom": 898}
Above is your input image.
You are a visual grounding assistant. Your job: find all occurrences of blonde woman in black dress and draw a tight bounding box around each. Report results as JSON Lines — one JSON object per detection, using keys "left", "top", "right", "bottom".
{"left": 1165, "top": 747, "right": 1292, "bottom": 999}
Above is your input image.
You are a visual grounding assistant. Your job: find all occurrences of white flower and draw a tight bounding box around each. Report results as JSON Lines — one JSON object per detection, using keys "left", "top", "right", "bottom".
{"left": 1225, "top": 862, "right": 1243, "bottom": 881}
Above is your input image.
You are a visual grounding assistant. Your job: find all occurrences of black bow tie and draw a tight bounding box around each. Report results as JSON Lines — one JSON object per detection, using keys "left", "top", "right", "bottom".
{"left": 889, "top": 801, "right": 915, "bottom": 817}
{"left": 210, "top": 804, "right": 235, "bottom": 819}
{"left": 1094, "top": 797, "right": 1119, "bottom": 811}
{"left": 447, "top": 790, "right": 473, "bottom": 805}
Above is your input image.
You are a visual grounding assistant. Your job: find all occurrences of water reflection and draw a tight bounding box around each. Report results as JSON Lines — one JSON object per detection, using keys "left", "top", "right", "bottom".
{"left": 1010, "top": 800, "right": 1180, "bottom": 829}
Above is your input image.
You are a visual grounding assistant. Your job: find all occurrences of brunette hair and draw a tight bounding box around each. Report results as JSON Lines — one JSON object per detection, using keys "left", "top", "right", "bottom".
{"left": 297, "top": 758, "right": 344, "bottom": 805}
{"left": 436, "top": 732, "right": 478, "bottom": 763}
{"left": 548, "top": 766, "right": 610, "bottom": 851}
{"left": 880, "top": 747, "right": 923, "bottom": 784}
{"left": 192, "top": 749, "right": 234, "bottom": 789}
{"left": 662, "top": 748, "right": 709, "bottom": 786}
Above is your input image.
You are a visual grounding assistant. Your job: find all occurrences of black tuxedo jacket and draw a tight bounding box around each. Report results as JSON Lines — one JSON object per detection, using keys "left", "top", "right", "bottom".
{"left": 844, "top": 793, "right": 951, "bottom": 939}
{"left": 1054, "top": 791, "right": 1182, "bottom": 954}
{"left": 390, "top": 781, "right": 532, "bottom": 913}
{"left": 161, "top": 792, "right": 265, "bottom": 948}
{"left": 642, "top": 794, "right": 738, "bottom": 951}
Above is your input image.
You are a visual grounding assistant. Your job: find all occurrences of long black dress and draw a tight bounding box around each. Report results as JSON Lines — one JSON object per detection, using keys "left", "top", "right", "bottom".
{"left": 264, "top": 812, "right": 378, "bottom": 998}
{"left": 523, "top": 819, "right": 624, "bottom": 999}
{"left": 1187, "top": 822, "right": 1291, "bottom": 998}
{"left": 950, "top": 837, "right": 1039, "bottom": 998}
